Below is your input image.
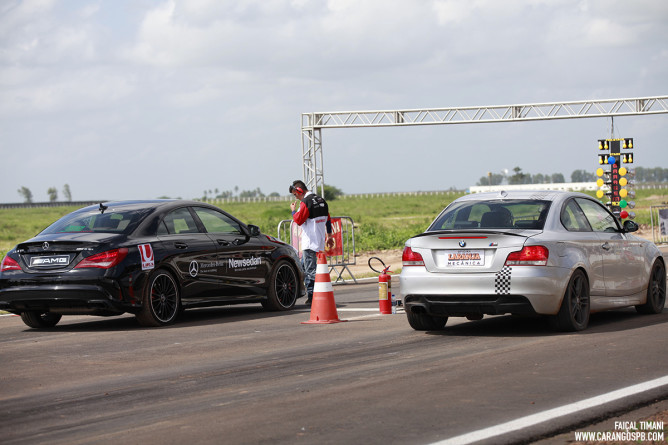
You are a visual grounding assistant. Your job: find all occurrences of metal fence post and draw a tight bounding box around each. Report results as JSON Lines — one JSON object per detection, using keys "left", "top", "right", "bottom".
{"left": 277, "top": 216, "right": 357, "bottom": 283}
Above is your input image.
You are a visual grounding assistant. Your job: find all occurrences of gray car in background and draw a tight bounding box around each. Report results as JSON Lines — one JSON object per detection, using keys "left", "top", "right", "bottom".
{"left": 400, "top": 190, "right": 666, "bottom": 332}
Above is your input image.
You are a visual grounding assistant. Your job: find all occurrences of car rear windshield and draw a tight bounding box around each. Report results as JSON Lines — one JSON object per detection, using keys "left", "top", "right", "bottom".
{"left": 41, "top": 208, "right": 150, "bottom": 235}
{"left": 428, "top": 199, "right": 551, "bottom": 231}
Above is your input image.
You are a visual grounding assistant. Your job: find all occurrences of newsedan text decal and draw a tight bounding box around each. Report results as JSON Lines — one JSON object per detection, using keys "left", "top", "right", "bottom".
{"left": 187, "top": 257, "right": 263, "bottom": 276}
{"left": 228, "top": 257, "right": 262, "bottom": 269}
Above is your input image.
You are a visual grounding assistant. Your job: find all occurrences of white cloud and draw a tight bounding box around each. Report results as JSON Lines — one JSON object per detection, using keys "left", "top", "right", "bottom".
{"left": 0, "top": 0, "right": 666, "bottom": 203}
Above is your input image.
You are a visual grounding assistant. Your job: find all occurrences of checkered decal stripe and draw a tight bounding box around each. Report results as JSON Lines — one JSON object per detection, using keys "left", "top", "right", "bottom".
{"left": 495, "top": 266, "right": 512, "bottom": 295}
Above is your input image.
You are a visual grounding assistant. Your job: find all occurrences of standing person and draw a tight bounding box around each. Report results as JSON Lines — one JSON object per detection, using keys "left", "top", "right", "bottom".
{"left": 289, "top": 180, "right": 332, "bottom": 305}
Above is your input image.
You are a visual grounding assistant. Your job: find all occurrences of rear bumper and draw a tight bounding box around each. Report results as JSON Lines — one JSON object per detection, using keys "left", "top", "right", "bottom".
{"left": 399, "top": 265, "right": 572, "bottom": 316}
{"left": 404, "top": 293, "right": 536, "bottom": 317}
{"left": 0, "top": 283, "right": 135, "bottom": 316}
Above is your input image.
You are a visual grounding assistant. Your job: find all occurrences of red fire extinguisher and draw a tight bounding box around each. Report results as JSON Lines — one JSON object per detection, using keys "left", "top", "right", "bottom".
{"left": 369, "top": 257, "right": 392, "bottom": 314}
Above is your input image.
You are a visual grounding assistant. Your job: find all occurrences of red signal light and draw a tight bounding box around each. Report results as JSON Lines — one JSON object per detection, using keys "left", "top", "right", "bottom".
{"left": 1, "top": 255, "right": 21, "bottom": 272}
{"left": 505, "top": 246, "right": 548, "bottom": 266}
{"left": 75, "top": 248, "right": 128, "bottom": 269}
{"left": 402, "top": 246, "right": 425, "bottom": 266}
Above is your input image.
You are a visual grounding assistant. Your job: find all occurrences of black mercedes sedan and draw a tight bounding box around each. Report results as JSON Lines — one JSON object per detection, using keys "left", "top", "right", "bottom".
{"left": 0, "top": 200, "right": 304, "bottom": 328}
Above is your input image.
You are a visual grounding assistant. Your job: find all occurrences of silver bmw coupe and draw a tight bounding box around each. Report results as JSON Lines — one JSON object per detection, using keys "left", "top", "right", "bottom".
{"left": 400, "top": 191, "right": 666, "bottom": 332}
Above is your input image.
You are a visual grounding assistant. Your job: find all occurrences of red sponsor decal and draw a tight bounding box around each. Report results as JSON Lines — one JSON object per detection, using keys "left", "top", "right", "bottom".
{"left": 325, "top": 218, "right": 343, "bottom": 257}
{"left": 138, "top": 244, "right": 155, "bottom": 270}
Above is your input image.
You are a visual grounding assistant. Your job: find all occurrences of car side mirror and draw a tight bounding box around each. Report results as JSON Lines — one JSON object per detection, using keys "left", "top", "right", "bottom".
{"left": 623, "top": 220, "right": 639, "bottom": 233}
{"left": 247, "top": 225, "right": 261, "bottom": 237}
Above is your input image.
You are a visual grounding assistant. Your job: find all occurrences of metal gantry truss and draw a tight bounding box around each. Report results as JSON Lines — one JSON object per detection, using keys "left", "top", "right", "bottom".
{"left": 300, "top": 95, "right": 668, "bottom": 193}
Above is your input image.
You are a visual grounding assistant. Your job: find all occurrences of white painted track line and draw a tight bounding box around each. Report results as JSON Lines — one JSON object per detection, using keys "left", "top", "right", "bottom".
{"left": 432, "top": 375, "right": 668, "bottom": 445}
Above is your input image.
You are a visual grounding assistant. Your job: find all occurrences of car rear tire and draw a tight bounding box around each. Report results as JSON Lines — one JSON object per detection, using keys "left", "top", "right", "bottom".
{"left": 262, "top": 260, "right": 299, "bottom": 311}
{"left": 406, "top": 309, "right": 447, "bottom": 331}
{"left": 136, "top": 269, "right": 181, "bottom": 327}
{"left": 636, "top": 260, "right": 666, "bottom": 314}
{"left": 551, "top": 269, "right": 590, "bottom": 332}
{"left": 20, "top": 311, "right": 62, "bottom": 328}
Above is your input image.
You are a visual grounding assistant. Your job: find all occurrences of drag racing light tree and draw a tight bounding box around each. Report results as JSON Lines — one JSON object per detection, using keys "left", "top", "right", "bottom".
{"left": 596, "top": 138, "right": 635, "bottom": 220}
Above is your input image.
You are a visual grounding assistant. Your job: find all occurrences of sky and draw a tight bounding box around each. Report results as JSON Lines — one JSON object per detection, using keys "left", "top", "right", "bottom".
{"left": 1, "top": 0, "right": 667, "bottom": 203}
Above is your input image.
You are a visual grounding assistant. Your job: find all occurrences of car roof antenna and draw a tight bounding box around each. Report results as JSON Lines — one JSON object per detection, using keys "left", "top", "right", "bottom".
{"left": 99, "top": 203, "right": 108, "bottom": 214}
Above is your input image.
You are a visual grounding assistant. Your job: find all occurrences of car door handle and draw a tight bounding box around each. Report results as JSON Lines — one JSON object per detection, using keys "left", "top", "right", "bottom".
{"left": 601, "top": 242, "right": 611, "bottom": 251}
{"left": 174, "top": 242, "right": 188, "bottom": 249}
{"left": 216, "top": 239, "right": 230, "bottom": 246}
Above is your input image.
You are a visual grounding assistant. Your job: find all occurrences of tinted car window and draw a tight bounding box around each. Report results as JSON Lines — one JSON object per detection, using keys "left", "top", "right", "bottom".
{"left": 160, "top": 208, "right": 201, "bottom": 235}
{"left": 575, "top": 198, "right": 619, "bottom": 232}
{"left": 193, "top": 207, "right": 242, "bottom": 234}
{"left": 429, "top": 200, "right": 550, "bottom": 231}
{"left": 560, "top": 200, "right": 591, "bottom": 231}
{"left": 41, "top": 209, "right": 148, "bottom": 235}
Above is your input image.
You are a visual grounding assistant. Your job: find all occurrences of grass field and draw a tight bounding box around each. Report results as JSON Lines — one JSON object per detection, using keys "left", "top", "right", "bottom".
{"left": 1, "top": 188, "right": 666, "bottom": 261}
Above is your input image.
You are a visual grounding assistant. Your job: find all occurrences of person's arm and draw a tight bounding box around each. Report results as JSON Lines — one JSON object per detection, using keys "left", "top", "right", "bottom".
{"left": 292, "top": 201, "right": 310, "bottom": 225}
{"left": 325, "top": 213, "right": 332, "bottom": 234}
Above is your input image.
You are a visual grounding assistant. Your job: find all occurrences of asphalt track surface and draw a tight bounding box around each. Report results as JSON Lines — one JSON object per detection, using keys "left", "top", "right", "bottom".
{"left": 0, "top": 260, "right": 666, "bottom": 445}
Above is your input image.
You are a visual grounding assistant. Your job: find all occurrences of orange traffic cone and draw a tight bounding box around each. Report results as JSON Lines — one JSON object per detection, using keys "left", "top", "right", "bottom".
{"left": 301, "top": 252, "right": 346, "bottom": 324}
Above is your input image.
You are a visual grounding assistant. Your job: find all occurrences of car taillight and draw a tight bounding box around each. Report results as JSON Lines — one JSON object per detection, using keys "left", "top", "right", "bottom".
{"left": 505, "top": 246, "right": 549, "bottom": 266}
{"left": 402, "top": 246, "right": 425, "bottom": 266}
{"left": 1, "top": 256, "right": 21, "bottom": 272}
{"left": 75, "top": 248, "right": 128, "bottom": 269}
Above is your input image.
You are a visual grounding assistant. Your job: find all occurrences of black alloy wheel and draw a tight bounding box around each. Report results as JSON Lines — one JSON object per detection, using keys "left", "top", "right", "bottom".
{"left": 406, "top": 309, "right": 448, "bottom": 331}
{"left": 636, "top": 260, "right": 666, "bottom": 314}
{"left": 136, "top": 270, "right": 181, "bottom": 327}
{"left": 20, "top": 311, "right": 62, "bottom": 328}
{"left": 552, "top": 269, "right": 590, "bottom": 332}
{"left": 263, "top": 261, "right": 299, "bottom": 311}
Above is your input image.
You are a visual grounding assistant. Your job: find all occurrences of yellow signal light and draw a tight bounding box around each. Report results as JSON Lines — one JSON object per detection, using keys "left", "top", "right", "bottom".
{"left": 620, "top": 189, "right": 628, "bottom": 198}
{"left": 620, "top": 177, "right": 628, "bottom": 186}
{"left": 596, "top": 168, "right": 604, "bottom": 176}
{"left": 596, "top": 190, "right": 604, "bottom": 198}
{"left": 619, "top": 167, "right": 627, "bottom": 176}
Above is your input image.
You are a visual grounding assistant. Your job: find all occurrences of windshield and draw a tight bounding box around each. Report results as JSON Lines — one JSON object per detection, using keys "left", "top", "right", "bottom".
{"left": 428, "top": 199, "right": 551, "bottom": 231}
{"left": 41, "top": 208, "right": 150, "bottom": 235}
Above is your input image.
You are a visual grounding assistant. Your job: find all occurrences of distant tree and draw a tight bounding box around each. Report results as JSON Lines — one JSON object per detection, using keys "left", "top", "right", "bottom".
{"left": 476, "top": 173, "right": 504, "bottom": 186}
{"left": 571, "top": 169, "right": 596, "bottom": 182}
{"left": 551, "top": 173, "right": 565, "bottom": 183}
{"left": 323, "top": 184, "right": 343, "bottom": 201}
{"left": 239, "top": 188, "right": 264, "bottom": 198}
{"left": 62, "top": 184, "right": 72, "bottom": 202}
{"left": 635, "top": 166, "right": 648, "bottom": 182}
{"left": 268, "top": 192, "right": 280, "bottom": 198}
{"left": 216, "top": 190, "right": 234, "bottom": 199}
{"left": 533, "top": 173, "right": 545, "bottom": 184}
{"left": 47, "top": 187, "right": 58, "bottom": 202}
{"left": 508, "top": 167, "right": 527, "bottom": 185}
{"left": 17, "top": 186, "right": 33, "bottom": 203}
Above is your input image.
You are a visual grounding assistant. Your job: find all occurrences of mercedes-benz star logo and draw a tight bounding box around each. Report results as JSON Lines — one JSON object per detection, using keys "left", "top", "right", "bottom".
{"left": 189, "top": 261, "right": 199, "bottom": 277}
{"left": 42, "top": 242, "right": 50, "bottom": 250}
{"left": 459, "top": 240, "right": 467, "bottom": 248}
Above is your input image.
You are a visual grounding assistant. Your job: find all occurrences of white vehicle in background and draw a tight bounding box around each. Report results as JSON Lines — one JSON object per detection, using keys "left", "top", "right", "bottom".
{"left": 400, "top": 191, "right": 666, "bottom": 332}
